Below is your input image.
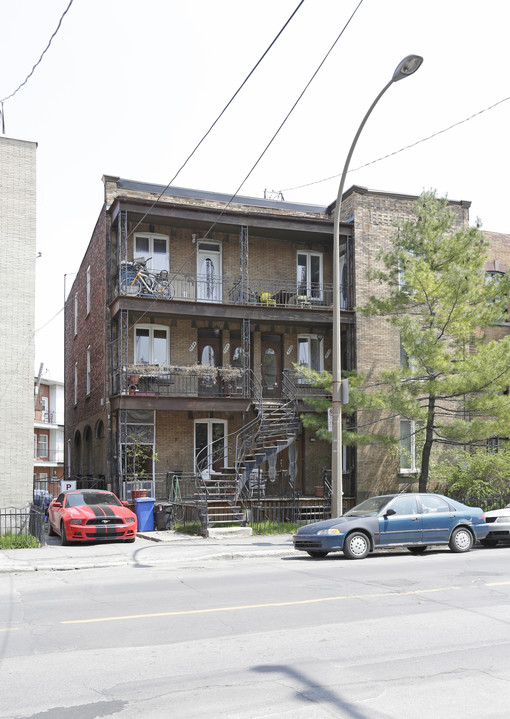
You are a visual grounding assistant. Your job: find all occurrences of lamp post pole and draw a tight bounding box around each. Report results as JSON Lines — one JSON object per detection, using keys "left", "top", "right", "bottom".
{"left": 331, "top": 55, "right": 423, "bottom": 518}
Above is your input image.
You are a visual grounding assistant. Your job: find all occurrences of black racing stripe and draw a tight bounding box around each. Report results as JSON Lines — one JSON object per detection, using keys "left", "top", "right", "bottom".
{"left": 97, "top": 504, "right": 116, "bottom": 517}
{"left": 90, "top": 506, "right": 104, "bottom": 518}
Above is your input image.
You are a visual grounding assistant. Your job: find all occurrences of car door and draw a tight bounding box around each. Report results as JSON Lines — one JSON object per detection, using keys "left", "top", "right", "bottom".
{"left": 378, "top": 495, "right": 422, "bottom": 546}
{"left": 418, "top": 494, "right": 458, "bottom": 544}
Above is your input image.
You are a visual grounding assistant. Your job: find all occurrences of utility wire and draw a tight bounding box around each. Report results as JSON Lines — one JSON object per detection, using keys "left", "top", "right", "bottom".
{"left": 127, "top": 0, "right": 306, "bottom": 241}
{"left": 201, "top": 0, "right": 365, "bottom": 238}
{"left": 1, "top": 0, "right": 75, "bottom": 104}
{"left": 282, "top": 93, "right": 510, "bottom": 193}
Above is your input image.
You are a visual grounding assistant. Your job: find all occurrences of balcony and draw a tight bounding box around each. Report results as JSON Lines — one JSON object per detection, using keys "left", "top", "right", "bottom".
{"left": 34, "top": 449, "right": 64, "bottom": 463}
{"left": 118, "top": 271, "right": 344, "bottom": 309}
{"left": 115, "top": 365, "right": 246, "bottom": 398}
{"left": 34, "top": 409, "right": 64, "bottom": 425}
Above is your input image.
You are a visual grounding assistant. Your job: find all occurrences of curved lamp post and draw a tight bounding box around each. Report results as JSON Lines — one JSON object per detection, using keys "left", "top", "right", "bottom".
{"left": 331, "top": 54, "right": 423, "bottom": 518}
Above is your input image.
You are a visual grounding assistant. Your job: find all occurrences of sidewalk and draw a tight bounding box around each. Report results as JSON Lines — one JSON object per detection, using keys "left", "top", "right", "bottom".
{"left": 0, "top": 529, "right": 299, "bottom": 573}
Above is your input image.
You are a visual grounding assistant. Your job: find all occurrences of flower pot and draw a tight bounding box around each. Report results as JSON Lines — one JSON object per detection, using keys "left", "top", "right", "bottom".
{"left": 131, "top": 490, "right": 148, "bottom": 499}
{"left": 314, "top": 486, "right": 324, "bottom": 498}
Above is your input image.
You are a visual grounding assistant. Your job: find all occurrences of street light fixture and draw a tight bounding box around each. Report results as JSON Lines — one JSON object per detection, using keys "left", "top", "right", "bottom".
{"left": 331, "top": 54, "right": 423, "bottom": 518}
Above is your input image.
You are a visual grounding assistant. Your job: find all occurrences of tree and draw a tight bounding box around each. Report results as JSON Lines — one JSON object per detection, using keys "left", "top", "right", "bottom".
{"left": 302, "top": 191, "right": 510, "bottom": 492}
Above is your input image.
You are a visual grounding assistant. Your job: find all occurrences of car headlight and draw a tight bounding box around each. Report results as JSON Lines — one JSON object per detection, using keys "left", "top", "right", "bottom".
{"left": 69, "top": 519, "right": 83, "bottom": 525}
{"left": 126, "top": 517, "right": 135, "bottom": 523}
{"left": 317, "top": 527, "right": 341, "bottom": 535}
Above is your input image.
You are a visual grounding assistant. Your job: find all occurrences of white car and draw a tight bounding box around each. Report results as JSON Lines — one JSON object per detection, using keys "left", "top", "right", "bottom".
{"left": 482, "top": 503, "right": 510, "bottom": 546}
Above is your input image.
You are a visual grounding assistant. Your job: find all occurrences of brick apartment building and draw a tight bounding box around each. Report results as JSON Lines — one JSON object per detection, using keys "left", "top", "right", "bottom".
{"left": 34, "top": 377, "right": 64, "bottom": 496}
{"left": 64, "top": 177, "right": 506, "bottom": 512}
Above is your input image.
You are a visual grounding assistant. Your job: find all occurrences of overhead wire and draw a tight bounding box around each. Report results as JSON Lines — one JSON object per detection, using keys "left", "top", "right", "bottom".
{"left": 281, "top": 93, "right": 510, "bottom": 193}
{"left": 0, "top": 0, "right": 75, "bottom": 105}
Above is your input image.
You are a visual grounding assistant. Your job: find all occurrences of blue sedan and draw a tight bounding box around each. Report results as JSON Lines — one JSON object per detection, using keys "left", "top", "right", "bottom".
{"left": 293, "top": 493, "right": 490, "bottom": 560}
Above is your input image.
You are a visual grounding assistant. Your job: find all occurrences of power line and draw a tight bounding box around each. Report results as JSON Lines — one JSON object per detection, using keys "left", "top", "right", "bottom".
{"left": 127, "top": 0, "right": 306, "bottom": 242}
{"left": 1, "top": 0, "right": 75, "bottom": 104}
{"left": 282, "top": 93, "right": 510, "bottom": 193}
{"left": 201, "top": 0, "right": 366, "bottom": 238}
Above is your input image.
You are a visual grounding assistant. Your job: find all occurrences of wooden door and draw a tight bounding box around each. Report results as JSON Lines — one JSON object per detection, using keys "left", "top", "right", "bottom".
{"left": 260, "top": 334, "right": 282, "bottom": 398}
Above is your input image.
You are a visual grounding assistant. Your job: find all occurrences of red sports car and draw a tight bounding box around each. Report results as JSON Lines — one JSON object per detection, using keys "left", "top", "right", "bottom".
{"left": 48, "top": 489, "right": 137, "bottom": 545}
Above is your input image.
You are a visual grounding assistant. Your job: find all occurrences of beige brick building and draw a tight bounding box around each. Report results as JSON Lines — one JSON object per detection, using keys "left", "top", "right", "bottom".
{"left": 65, "top": 178, "right": 505, "bottom": 514}
{"left": 0, "top": 136, "right": 37, "bottom": 507}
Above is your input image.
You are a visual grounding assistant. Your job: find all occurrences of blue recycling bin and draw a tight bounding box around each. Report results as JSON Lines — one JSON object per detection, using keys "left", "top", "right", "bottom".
{"left": 134, "top": 497, "right": 155, "bottom": 532}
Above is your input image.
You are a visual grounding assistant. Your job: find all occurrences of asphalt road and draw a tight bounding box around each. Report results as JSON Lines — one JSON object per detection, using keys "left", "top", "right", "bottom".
{"left": 2, "top": 543, "right": 510, "bottom": 718}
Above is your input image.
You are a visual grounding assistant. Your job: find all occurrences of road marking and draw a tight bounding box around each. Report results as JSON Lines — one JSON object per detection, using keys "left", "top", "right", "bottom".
{"left": 62, "top": 580, "right": 510, "bottom": 625}
{"left": 0, "top": 628, "right": 19, "bottom": 632}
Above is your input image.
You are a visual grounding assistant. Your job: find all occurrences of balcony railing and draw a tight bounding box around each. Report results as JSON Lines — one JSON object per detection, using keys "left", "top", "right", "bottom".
{"left": 115, "top": 366, "right": 246, "bottom": 398}
{"left": 283, "top": 369, "right": 332, "bottom": 400}
{"left": 34, "top": 410, "right": 64, "bottom": 425}
{"left": 34, "top": 449, "right": 65, "bottom": 463}
{"left": 118, "top": 271, "right": 344, "bottom": 309}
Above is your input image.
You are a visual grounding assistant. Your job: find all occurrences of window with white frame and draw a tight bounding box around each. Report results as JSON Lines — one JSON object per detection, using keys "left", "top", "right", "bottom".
{"left": 134, "top": 233, "right": 169, "bottom": 273}
{"left": 297, "top": 335, "right": 323, "bottom": 378}
{"left": 86, "top": 346, "right": 91, "bottom": 395}
{"left": 74, "top": 293, "right": 78, "bottom": 336}
{"left": 74, "top": 362, "right": 78, "bottom": 405}
{"left": 134, "top": 324, "right": 169, "bottom": 366}
{"left": 400, "top": 418, "right": 417, "bottom": 472}
{"left": 38, "top": 433, "right": 48, "bottom": 459}
{"left": 86, "top": 265, "right": 91, "bottom": 315}
{"left": 297, "top": 252, "right": 323, "bottom": 300}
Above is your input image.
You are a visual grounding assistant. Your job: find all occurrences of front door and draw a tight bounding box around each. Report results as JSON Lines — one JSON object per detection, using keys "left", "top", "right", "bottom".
{"left": 198, "top": 334, "right": 221, "bottom": 396}
{"left": 261, "top": 334, "right": 282, "bottom": 398}
{"left": 197, "top": 242, "right": 222, "bottom": 302}
{"left": 378, "top": 495, "right": 423, "bottom": 546}
{"left": 194, "top": 419, "right": 227, "bottom": 479}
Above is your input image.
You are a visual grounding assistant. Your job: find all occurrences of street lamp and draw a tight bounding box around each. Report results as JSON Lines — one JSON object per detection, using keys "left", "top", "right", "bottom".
{"left": 331, "top": 54, "right": 423, "bottom": 518}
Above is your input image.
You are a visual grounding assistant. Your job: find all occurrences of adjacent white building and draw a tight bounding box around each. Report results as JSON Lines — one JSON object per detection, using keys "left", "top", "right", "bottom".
{"left": 0, "top": 135, "right": 37, "bottom": 507}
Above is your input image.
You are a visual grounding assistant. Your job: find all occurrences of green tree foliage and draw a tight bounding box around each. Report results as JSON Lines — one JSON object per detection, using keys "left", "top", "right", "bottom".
{"left": 302, "top": 191, "right": 510, "bottom": 492}
{"left": 432, "top": 447, "right": 510, "bottom": 503}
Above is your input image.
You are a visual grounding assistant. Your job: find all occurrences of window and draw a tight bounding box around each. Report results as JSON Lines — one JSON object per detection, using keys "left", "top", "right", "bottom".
{"left": 134, "top": 233, "right": 169, "bottom": 273}
{"left": 134, "top": 324, "right": 169, "bottom": 365}
{"left": 41, "top": 396, "right": 49, "bottom": 422}
{"left": 400, "top": 418, "right": 418, "bottom": 472}
{"left": 388, "top": 495, "right": 418, "bottom": 515}
{"left": 34, "top": 434, "right": 37, "bottom": 459}
{"left": 420, "top": 494, "right": 451, "bottom": 513}
{"left": 86, "top": 346, "right": 91, "bottom": 395}
{"left": 298, "top": 335, "right": 323, "bottom": 379}
{"left": 38, "top": 433, "right": 48, "bottom": 459}
{"left": 86, "top": 266, "right": 91, "bottom": 315}
{"left": 297, "top": 252, "right": 323, "bottom": 300}
{"left": 487, "top": 436, "right": 508, "bottom": 453}
{"left": 74, "top": 362, "right": 78, "bottom": 405}
{"left": 486, "top": 271, "right": 507, "bottom": 321}
{"left": 74, "top": 293, "right": 78, "bottom": 336}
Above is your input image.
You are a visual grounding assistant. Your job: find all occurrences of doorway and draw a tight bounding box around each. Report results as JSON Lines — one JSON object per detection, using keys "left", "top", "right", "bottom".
{"left": 260, "top": 334, "right": 282, "bottom": 397}
{"left": 194, "top": 419, "right": 227, "bottom": 479}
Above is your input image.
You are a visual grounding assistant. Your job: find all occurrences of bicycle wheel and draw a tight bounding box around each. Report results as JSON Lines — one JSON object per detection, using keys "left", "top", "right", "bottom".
{"left": 120, "top": 277, "right": 141, "bottom": 296}
{"left": 154, "top": 280, "right": 172, "bottom": 299}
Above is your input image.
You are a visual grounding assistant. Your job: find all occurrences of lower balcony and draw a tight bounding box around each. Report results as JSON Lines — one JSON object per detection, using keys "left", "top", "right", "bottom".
{"left": 115, "top": 365, "right": 246, "bottom": 398}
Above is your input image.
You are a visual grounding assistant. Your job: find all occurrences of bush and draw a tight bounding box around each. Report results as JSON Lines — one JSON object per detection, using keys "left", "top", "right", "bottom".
{"left": 432, "top": 448, "right": 510, "bottom": 501}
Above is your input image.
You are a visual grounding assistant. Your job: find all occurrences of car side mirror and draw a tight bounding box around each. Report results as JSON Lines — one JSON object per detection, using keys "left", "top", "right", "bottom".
{"left": 384, "top": 508, "right": 396, "bottom": 517}
{"left": 51, "top": 501, "right": 62, "bottom": 508}
{"left": 121, "top": 500, "right": 129, "bottom": 507}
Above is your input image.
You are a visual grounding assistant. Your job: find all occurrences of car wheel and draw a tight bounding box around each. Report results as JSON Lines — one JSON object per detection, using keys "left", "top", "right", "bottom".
{"left": 60, "top": 523, "right": 69, "bottom": 546}
{"left": 48, "top": 521, "right": 57, "bottom": 537}
{"left": 306, "top": 550, "right": 329, "bottom": 558}
{"left": 449, "top": 527, "right": 473, "bottom": 553}
{"left": 343, "top": 532, "right": 370, "bottom": 560}
{"left": 407, "top": 546, "right": 428, "bottom": 554}
{"left": 480, "top": 538, "right": 499, "bottom": 547}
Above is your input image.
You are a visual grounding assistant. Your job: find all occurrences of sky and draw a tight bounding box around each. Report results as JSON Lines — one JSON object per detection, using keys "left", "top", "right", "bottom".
{"left": 1, "top": 0, "right": 509, "bottom": 381}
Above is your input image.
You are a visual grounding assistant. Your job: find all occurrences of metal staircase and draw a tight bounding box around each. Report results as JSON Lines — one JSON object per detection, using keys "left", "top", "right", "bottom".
{"left": 194, "top": 371, "right": 299, "bottom": 530}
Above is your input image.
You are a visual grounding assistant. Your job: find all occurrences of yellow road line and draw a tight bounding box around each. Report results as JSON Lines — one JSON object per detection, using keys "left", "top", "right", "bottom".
{"left": 61, "top": 580, "right": 510, "bottom": 625}
{"left": 0, "top": 627, "right": 19, "bottom": 632}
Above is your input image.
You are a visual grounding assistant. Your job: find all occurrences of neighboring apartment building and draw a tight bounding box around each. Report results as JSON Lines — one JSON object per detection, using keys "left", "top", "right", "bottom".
{"left": 34, "top": 377, "right": 65, "bottom": 496}
{"left": 65, "top": 176, "right": 489, "bottom": 508}
{"left": 0, "top": 135, "right": 37, "bottom": 508}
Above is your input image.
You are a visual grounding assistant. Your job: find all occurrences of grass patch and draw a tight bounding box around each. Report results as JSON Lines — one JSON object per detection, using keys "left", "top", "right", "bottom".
{"left": 172, "top": 522, "right": 203, "bottom": 536}
{"left": 0, "top": 532, "right": 40, "bottom": 549}
{"left": 249, "top": 520, "right": 302, "bottom": 535}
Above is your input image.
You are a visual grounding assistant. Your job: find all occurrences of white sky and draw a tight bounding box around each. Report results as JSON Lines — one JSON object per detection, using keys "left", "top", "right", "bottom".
{"left": 1, "top": 0, "right": 509, "bottom": 381}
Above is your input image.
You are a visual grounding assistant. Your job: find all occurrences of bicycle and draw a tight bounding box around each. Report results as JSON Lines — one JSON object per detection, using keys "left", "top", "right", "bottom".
{"left": 121, "top": 257, "right": 174, "bottom": 299}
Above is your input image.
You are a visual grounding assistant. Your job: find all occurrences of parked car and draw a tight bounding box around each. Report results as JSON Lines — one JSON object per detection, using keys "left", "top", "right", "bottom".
{"left": 293, "top": 493, "right": 490, "bottom": 560}
{"left": 481, "top": 503, "right": 510, "bottom": 546}
{"left": 48, "top": 489, "right": 137, "bottom": 545}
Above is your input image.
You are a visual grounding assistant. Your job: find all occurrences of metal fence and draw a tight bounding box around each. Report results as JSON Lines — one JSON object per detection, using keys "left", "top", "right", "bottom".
{"left": 246, "top": 500, "right": 331, "bottom": 534}
{"left": 0, "top": 505, "right": 46, "bottom": 547}
{"left": 452, "top": 495, "right": 510, "bottom": 511}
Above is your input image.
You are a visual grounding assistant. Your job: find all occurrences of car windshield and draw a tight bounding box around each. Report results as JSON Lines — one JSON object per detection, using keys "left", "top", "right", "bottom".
{"left": 344, "top": 496, "right": 393, "bottom": 517}
{"left": 65, "top": 492, "right": 121, "bottom": 508}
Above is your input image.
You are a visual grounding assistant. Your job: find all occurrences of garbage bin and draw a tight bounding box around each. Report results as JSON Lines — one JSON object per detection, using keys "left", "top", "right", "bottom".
{"left": 134, "top": 496, "right": 155, "bottom": 532}
{"left": 155, "top": 502, "right": 173, "bottom": 531}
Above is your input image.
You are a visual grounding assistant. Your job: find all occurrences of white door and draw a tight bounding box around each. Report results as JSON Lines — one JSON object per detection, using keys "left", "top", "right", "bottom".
{"left": 197, "top": 243, "right": 222, "bottom": 302}
{"left": 194, "top": 419, "right": 227, "bottom": 479}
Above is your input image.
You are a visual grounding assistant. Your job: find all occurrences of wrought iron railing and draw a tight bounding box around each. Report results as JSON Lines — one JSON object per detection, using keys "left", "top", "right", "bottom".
{"left": 0, "top": 505, "right": 46, "bottom": 546}
{"left": 118, "top": 270, "right": 340, "bottom": 309}
{"left": 115, "top": 366, "right": 246, "bottom": 398}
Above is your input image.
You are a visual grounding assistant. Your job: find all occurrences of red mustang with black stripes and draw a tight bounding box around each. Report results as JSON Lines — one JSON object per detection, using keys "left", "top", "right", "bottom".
{"left": 48, "top": 489, "right": 137, "bottom": 545}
